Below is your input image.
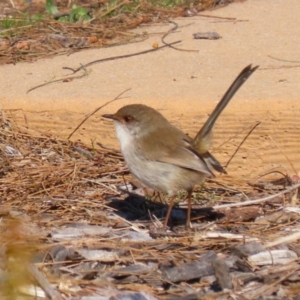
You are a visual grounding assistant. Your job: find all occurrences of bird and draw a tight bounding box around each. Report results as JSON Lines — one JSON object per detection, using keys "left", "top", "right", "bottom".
{"left": 103, "top": 64, "right": 259, "bottom": 228}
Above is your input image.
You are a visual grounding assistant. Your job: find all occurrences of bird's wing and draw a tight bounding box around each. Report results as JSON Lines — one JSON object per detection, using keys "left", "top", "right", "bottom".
{"left": 201, "top": 151, "right": 226, "bottom": 174}
{"left": 137, "top": 125, "right": 213, "bottom": 176}
{"left": 157, "top": 144, "right": 213, "bottom": 176}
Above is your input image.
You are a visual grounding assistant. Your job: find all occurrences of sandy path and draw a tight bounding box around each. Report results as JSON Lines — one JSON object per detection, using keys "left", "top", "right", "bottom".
{"left": 1, "top": 0, "right": 300, "bottom": 178}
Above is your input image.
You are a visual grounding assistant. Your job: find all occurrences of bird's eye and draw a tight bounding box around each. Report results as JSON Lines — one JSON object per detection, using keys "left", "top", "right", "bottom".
{"left": 123, "top": 116, "right": 133, "bottom": 123}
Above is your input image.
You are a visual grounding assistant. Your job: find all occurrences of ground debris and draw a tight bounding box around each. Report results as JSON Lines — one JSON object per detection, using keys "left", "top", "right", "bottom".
{"left": 0, "top": 110, "right": 300, "bottom": 299}
{"left": 0, "top": 0, "right": 240, "bottom": 65}
{"left": 193, "top": 31, "right": 221, "bottom": 40}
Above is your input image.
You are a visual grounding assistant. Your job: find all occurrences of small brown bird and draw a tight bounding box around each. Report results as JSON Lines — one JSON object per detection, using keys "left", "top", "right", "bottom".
{"left": 103, "top": 65, "right": 258, "bottom": 228}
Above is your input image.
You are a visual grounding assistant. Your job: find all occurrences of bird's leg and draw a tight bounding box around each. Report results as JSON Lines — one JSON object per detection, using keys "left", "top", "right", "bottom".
{"left": 186, "top": 191, "right": 193, "bottom": 228}
{"left": 163, "top": 196, "right": 174, "bottom": 228}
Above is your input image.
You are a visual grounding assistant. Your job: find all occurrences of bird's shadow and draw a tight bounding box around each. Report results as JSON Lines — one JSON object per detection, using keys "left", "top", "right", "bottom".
{"left": 107, "top": 193, "right": 224, "bottom": 227}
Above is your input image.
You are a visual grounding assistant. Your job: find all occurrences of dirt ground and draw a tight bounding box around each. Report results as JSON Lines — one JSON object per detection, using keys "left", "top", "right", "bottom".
{"left": 1, "top": 0, "right": 300, "bottom": 178}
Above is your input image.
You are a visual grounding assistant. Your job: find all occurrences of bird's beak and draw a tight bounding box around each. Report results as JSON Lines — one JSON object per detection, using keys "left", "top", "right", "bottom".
{"left": 102, "top": 114, "right": 118, "bottom": 121}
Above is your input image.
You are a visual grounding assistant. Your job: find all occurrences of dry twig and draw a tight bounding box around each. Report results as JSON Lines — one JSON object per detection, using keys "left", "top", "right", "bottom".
{"left": 67, "top": 88, "right": 131, "bottom": 140}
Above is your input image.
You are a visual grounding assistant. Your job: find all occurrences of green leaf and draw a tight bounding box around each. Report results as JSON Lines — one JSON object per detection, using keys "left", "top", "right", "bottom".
{"left": 32, "top": 13, "right": 43, "bottom": 21}
{"left": 46, "top": 0, "right": 59, "bottom": 15}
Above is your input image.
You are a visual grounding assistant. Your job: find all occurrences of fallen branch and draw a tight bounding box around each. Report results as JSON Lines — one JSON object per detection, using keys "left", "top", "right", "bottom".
{"left": 63, "top": 40, "right": 181, "bottom": 74}
{"left": 213, "top": 182, "right": 300, "bottom": 209}
{"left": 224, "top": 121, "right": 261, "bottom": 169}
{"left": 162, "top": 20, "right": 198, "bottom": 53}
{"left": 27, "top": 65, "right": 90, "bottom": 94}
{"left": 67, "top": 88, "right": 131, "bottom": 140}
{"left": 27, "top": 263, "right": 63, "bottom": 300}
{"left": 268, "top": 55, "right": 300, "bottom": 63}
